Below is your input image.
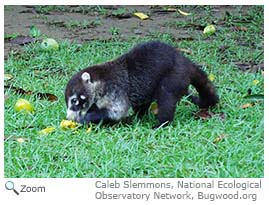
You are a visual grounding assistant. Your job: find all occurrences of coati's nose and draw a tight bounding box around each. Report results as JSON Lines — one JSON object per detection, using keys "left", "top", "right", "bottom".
{"left": 66, "top": 109, "right": 77, "bottom": 121}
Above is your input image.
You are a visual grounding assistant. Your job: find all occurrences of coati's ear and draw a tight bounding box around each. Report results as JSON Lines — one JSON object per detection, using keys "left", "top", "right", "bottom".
{"left": 81, "top": 72, "right": 91, "bottom": 84}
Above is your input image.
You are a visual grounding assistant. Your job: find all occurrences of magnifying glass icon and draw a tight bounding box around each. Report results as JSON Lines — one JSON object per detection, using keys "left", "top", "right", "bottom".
{"left": 5, "top": 181, "right": 19, "bottom": 195}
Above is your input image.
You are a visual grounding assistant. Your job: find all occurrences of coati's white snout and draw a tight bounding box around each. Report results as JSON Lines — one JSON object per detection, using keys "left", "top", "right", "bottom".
{"left": 66, "top": 94, "right": 91, "bottom": 122}
{"left": 66, "top": 109, "right": 78, "bottom": 121}
{"left": 66, "top": 108, "right": 88, "bottom": 122}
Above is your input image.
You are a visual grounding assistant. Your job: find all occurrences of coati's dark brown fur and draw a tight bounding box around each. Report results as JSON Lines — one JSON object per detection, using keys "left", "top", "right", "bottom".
{"left": 65, "top": 41, "right": 219, "bottom": 127}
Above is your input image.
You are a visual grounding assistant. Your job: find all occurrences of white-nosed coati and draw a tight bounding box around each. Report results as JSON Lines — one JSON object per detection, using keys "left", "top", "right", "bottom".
{"left": 65, "top": 41, "right": 219, "bottom": 128}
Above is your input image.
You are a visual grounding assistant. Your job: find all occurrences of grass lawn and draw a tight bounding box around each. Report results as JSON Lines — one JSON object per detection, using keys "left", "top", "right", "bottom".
{"left": 4, "top": 6, "right": 264, "bottom": 178}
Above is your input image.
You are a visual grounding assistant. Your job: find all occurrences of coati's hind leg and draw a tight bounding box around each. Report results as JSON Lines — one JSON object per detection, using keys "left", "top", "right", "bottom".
{"left": 187, "top": 94, "right": 202, "bottom": 107}
{"left": 154, "top": 75, "right": 188, "bottom": 128}
{"left": 190, "top": 66, "right": 219, "bottom": 108}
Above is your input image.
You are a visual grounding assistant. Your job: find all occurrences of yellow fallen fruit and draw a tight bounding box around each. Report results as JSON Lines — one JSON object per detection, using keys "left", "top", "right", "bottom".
{"left": 17, "top": 138, "right": 25, "bottom": 143}
{"left": 209, "top": 73, "right": 215, "bottom": 81}
{"left": 41, "top": 38, "right": 59, "bottom": 50}
{"left": 14, "top": 98, "right": 34, "bottom": 113}
{"left": 241, "top": 103, "right": 253, "bottom": 109}
{"left": 60, "top": 120, "right": 78, "bottom": 130}
{"left": 203, "top": 25, "right": 216, "bottom": 35}
{"left": 133, "top": 12, "right": 149, "bottom": 20}
{"left": 150, "top": 102, "right": 158, "bottom": 115}
{"left": 39, "top": 127, "right": 56, "bottom": 135}
{"left": 86, "top": 127, "right": 92, "bottom": 133}
{"left": 252, "top": 79, "right": 259, "bottom": 85}
{"left": 213, "top": 134, "right": 226, "bottom": 144}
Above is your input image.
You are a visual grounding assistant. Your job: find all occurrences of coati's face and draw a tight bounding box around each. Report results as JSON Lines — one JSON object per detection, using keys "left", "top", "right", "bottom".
{"left": 65, "top": 72, "right": 101, "bottom": 122}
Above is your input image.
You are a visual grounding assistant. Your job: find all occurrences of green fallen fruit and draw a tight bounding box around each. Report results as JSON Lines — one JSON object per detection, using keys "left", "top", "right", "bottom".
{"left": 14, "top": 98, "right": 34, "bottom": 113}
{"left": 203, "top": 25, "right": 216, "bottom": 35}
{"left": 41, "top": 38, "right": 59, "bottom": 50}
{"left": 4, "top": 74, "right": 13, "bottom": 81}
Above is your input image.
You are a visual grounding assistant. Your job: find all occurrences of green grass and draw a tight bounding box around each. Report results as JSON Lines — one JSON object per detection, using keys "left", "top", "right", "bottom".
{"left": 4, "top": 6, "right": 264, "bottom": 178}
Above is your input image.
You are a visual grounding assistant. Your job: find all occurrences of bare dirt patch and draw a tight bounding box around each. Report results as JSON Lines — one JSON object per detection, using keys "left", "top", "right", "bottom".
{"left": 4, "top": 5, "right": 251, "bottom": 60}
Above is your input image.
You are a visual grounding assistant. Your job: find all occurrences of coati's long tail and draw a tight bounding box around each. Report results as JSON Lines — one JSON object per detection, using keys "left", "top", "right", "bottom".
{"left": 190, "top": 65, "right": 219, "bottom": 108}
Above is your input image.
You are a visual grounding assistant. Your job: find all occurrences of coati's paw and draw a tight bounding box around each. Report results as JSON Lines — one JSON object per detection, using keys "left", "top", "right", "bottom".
{"left": 189, "top": 95, "right": 200, "bottom": 106}
{"left": 198, "top": 96, "right": 219, "bottom": 109}
{"left": 80, "top": 112, "right": 102, "bottom": 124}
{"left": 189, "top": 95, "right": 219, "bottom": 109}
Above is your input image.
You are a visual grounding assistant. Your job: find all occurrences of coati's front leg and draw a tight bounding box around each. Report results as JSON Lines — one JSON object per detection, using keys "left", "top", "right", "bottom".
{"left": 79, "top": 104, "right": 111, "bottom": 124}
{"left": 154, "top": 75, "right": 188, "bottom": 128}
{"left": 154, "top": 93, "right": 179, "bottom": 128}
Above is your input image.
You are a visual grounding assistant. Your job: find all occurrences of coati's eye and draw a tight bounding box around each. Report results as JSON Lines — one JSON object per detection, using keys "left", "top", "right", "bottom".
{"left": 71, "top": 98, "right": 79, "bottom": 106}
